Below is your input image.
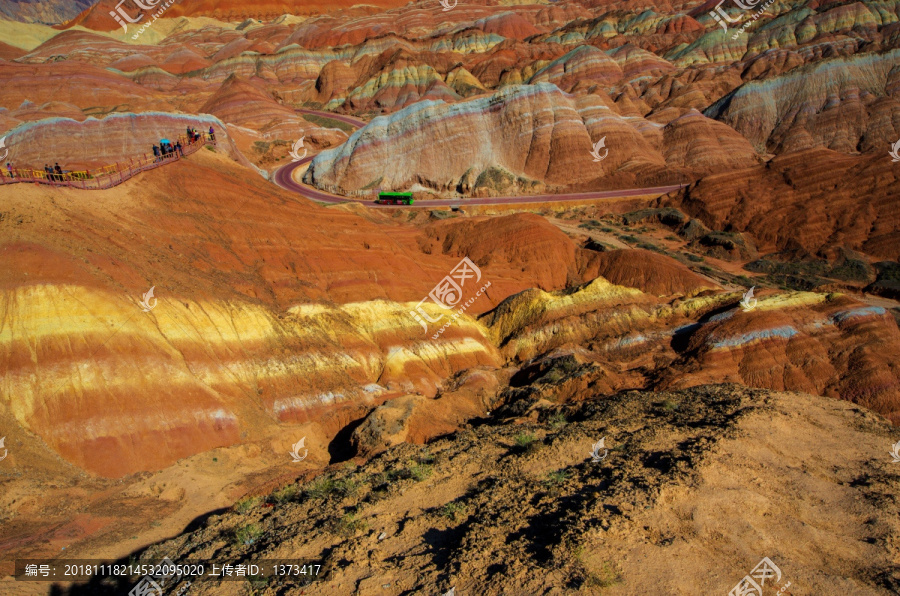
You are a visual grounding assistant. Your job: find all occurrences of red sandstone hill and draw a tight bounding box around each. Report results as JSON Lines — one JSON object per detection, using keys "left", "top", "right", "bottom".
{"left": 658, "top": 148, "right": 900, "bottom": 260}
{"left": 580, "top": 248, "right": 720, "bottom": 297}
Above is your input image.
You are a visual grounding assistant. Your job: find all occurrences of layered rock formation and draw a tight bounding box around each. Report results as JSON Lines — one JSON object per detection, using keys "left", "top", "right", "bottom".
{"left": 658, "top": 148, "right": 900, "bottom": 259}
{"left": 0, "top": 0, "right": 98, "bottom": 24}
{"left": 305, "top": 82, "right": 760, "bottom": 196}
{"left": 705, "top": 49, "right": 900, "bottom": 155}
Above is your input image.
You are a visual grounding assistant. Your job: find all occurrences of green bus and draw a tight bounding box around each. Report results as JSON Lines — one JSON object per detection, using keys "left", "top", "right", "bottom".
{"left": 375, "top": 191, "right": 413, "bottom": 205}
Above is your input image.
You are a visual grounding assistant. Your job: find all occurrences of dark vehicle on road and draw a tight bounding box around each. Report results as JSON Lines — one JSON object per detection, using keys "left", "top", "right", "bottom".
{"left": 375, "top": 191, "right": 413, "bottom": 205}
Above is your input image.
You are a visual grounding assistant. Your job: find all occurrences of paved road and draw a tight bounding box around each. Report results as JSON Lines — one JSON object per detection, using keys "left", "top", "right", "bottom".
{"left": 274, "top": 157, "right": 686, "bottom": 208}
{"left": 280, "top": 109, "right": 686, "bottom": 207}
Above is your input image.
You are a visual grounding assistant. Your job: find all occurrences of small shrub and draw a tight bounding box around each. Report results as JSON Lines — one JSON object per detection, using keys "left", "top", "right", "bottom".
{"left": 441, "top": 502, "right": 463, "bottom": 521}
{"left": 234, "top": 523, "right": 264, "bottom": 546}
{"left": 585, "top": 561, "right": 623, "bottom": 588}
{"left": 548, "top": 412, "right": 567, "bottom": 430}
{"left": 408, "top": 462, "right": 433, "bottom": 482}
{"left": 662, "top": 399, "right": 680, "bottom": 411}
{"left": 337, "top": 511, "right": 367, "bottom": 537}
{"left": 333, "top": 477, "right": 359, "bottom": 497}
{"left": 306, "top": 476, "right": 335, "bottom": 499}
{"left": 273, "top": 484, "right": 298, "bottom": 504}
{"left": 514, "top": 432, "right": 536, "bottom": 449}
{"left": 234, "top": 496, "right": 260, "bottom": 514}
{"left": 545, "top": 470, "right": 568, "bottom": 486}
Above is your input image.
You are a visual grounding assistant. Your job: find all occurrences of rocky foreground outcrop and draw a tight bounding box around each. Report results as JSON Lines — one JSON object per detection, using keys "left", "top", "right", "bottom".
{"left": 83, "top": 385, "right": 900, "bottom": 595}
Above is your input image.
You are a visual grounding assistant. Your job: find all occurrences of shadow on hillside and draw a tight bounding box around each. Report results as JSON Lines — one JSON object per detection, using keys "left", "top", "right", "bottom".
{"left": 46, "top": 507, "right": 230, "bottom": 595}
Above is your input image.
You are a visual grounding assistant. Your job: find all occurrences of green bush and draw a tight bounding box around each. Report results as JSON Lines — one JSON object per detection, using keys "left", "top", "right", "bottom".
{"left": 337, "top": 511, "right": 367, "bottom": 536}
{"left": 545, "top": 470, "right": 568, "bottom": 486}
{"left": 234, "top": 523, "right": 264, "bottom": 546}
{"left": 548, "top": 412, "right": 567, "bottom": 430}
{"left": 441, "top": 502, "right": 463, "bottom": 521}
{"left": 514, "top": 432, "right": 536, "bottom": 448}
{"left": 306, "top": 476, "right": 336, "bottom": 499}
{"left": 272, "top": 484, "right": 298, "bottom": 504}
{"left": 408, "top": 462, "right": 433, "bottom": 482}
{"left": 234, "top": 496, "right": 260, "bottom": 514}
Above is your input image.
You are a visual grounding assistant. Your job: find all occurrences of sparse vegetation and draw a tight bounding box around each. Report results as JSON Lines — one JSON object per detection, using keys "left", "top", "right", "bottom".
{"left": 408, "top": 461, "right": 433, "bottom": 481}
{"left": 333, "top": 477, "right": 360, "bottom": 497}
{"left": 234, "top": 523, "right": 264, "bottom": 546}
{"left": 337, "top": 510, "right": 367, "bottom": 536}
{"left": 272, "top": 483, "right": 298, "bottom": 504}
{"left": 514, "top": 432, "right": 536, "bottom": 448}
{"left": 548, "top": 411, "right": 567, "bottom": 430}
{"left": 544, "top": 470, "right": 568, "bottom": 486}
{"left": 441, "top": 501, "right": 463, "bottom": 521}
{"left": 734, "top": 275, "right": 755, "bottom": 288}
{"left": 301, "top": 113, "right": 354, "bottom": 133}
{"left": 638, "top": 242, "right": 664, "bottom": 253}
{"left": 662, "top": 398, "right": 680, "bottom": 411}
{"left": 306, "top": 475, "right": 336, "bottom": 499}
{"left": 585, "top": 561, "right": 623, "bottom": 588}
{"left": 234, "top": 496, "right": 260, "bottom": 513}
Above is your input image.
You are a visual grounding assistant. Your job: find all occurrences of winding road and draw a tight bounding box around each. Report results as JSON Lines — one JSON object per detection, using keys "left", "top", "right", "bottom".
{"left": 276, "top": 109, "right": 686, "bottom": 207}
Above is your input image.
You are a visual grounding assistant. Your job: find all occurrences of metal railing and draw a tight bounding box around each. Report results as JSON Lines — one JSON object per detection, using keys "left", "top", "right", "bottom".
{"left": 0, "top": 134, "right": 217, "bottom": 190}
